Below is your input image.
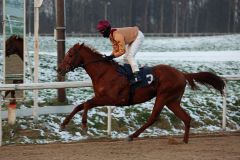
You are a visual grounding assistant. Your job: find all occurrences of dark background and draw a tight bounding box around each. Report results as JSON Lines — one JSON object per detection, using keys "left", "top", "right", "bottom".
{"left": 0, "top": 0, "right": 240, "bottom": 34}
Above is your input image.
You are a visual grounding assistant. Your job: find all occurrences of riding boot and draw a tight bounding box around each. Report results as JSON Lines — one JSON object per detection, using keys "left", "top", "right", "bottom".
{"left": 130, "top": 71, "right": 142, "bottom": 85}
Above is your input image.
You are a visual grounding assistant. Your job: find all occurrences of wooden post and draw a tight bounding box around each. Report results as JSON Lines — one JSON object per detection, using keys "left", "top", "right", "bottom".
{"left": 107, "top": 106, "right": 112, "bottom": 136}
{"left": 8, "top": 99, "right": 17, "bottom": 125}
{"left": 222, "top": 81, "right": 227, "bottom": 130}
{"left": 0, "top": 0, "right": 4, "bottom": 137}
{"left": 33, "top": 0, "right": 43, "bottom": 121}
{"left": 0, "top": 93, "right": 2, "bottom": 146}
{"left": 55, "top": 0, "right": 66, "bottom": 102}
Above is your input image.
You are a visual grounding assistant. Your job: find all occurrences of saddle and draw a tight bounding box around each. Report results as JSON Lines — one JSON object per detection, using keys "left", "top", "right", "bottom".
{"left": 117, "top": 64, "right": 155, "bottom": 104}
{"left": 117, "top": 64, "right": 154, "bottom": 89}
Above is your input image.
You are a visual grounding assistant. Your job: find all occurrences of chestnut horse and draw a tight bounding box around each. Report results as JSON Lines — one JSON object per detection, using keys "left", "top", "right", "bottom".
{"left": 6, "top": 35, "right": 24, "bottom": 60}
{"left": 57, "top": 43, "right": 225, "bottom": 143}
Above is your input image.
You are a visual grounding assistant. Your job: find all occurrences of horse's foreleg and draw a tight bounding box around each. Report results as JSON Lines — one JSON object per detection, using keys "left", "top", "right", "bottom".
{"left": 81, "top": 99, "right": 98, "bottom": 132}
{"left": 167, "top": 101, "right": 191, "bottom": 143}
{"left": 128, "top": 96, "right": 165, "bottom": 141}
{"left": 61, "top": 103, "right": 84, "bottom": 130}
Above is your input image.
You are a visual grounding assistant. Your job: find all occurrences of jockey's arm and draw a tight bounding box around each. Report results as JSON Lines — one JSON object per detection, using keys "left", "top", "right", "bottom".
{"left": 111, "top": 33, "right": 126, "bottom": 57}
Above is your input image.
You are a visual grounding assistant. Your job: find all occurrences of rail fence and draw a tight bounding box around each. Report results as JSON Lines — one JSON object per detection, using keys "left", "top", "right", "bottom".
{"left": 38, "top": 32, "right": 235, "bottom": 37}
{"left": 0, "top": 75, "right": 240, "bottom": 146}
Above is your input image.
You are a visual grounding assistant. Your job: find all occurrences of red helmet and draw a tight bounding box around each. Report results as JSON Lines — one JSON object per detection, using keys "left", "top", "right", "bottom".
{"left": 97, "top": 20, "right": 111, "bottom": 32}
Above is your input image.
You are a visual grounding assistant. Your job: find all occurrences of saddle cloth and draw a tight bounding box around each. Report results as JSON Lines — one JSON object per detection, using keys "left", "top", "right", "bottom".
{"left": 117, "top": 64, "right": 154, "bottom": 88}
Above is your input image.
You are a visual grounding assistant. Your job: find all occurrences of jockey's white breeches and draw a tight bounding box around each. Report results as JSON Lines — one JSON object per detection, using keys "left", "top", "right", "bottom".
{"left": 123, "top": 31, "right": 144, "bottom": 73}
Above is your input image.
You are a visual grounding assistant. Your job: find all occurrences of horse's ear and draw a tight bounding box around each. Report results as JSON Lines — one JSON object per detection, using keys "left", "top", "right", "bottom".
{"left": 13, "top": 34, "right": 18, "bottom": 39}
{"left": 80, "top": 43, "right": 84, "bottom": 47}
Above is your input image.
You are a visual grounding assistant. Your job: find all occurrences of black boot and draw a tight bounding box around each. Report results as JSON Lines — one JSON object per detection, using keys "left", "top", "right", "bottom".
{"left": 130, "top": 71, "right": 142, "bottom": 85}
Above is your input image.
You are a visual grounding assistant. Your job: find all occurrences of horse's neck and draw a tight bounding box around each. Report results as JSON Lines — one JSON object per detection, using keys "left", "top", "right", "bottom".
{"left": 82, "top": 49, "right": 115, "bottom": 81}
{"left": 17, "top": 41, "right": 24, "bottom": 60}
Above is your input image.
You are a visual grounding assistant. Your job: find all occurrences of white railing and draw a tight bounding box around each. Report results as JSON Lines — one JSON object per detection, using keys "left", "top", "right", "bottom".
{"left": 0, "top": 75, "right": 240, "bottom": 146}
{"left": 221, "top": 75, "right": 240, "bottom": 130}
{"left": 0, "top": 81, "right": 93, "bottom": 147}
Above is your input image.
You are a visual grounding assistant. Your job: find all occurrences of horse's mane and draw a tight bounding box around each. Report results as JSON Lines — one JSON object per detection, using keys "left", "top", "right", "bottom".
{"left": 81, "top": 43, "right": 102, "bottom": 57}
{"left": 77, "top": 43, "right": 120, "bottom": 67}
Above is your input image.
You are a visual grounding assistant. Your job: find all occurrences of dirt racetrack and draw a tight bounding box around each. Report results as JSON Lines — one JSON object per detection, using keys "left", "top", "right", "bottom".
{"left": 0, "top": 132, "right": 240, "bottom": 160}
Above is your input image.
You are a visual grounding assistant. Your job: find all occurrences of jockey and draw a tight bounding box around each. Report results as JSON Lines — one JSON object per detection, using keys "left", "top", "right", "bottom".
{"left": 97, "top": 20, "right": 144, "bottom": 84}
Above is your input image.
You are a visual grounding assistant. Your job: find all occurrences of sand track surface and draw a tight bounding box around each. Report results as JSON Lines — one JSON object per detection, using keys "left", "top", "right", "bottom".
{"left": 0, "top": 132, "right": 240, "bottom": 160}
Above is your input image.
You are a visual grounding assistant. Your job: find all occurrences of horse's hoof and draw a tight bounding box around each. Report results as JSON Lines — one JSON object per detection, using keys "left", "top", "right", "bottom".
{"left": 59, "top": 124, "right": 66, "bottom": 132}
{"left": 125, "top": 136, "right": 133, "bottom": 142}
{"left": 81, "top": 126, "right": 88, "bottom": 135}
{"left": 10, "top": 129, "right": 15, "bottom": 138}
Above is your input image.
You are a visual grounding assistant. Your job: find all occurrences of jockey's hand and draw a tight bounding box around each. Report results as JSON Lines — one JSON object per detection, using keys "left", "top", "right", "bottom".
{"left": 104, "top": 54, "right": 115, "bottom": 60}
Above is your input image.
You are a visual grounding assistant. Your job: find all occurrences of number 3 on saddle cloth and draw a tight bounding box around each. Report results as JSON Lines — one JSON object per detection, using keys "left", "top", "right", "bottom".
{"left": 117, "top": 64, "right": 154, "bottom": 90}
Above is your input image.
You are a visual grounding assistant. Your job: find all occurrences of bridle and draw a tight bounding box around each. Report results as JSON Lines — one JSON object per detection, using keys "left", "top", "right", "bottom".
{"left": 67, "top": 49, "right": 110, "bottom": 71}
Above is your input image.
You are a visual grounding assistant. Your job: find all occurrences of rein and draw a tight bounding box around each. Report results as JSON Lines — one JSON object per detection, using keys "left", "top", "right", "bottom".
{"left": 70, "top": 52, "right": 110, "bottom": 71}
{"left": 68, "top": 44, "right": 114, "bottom": 71}
{"left": 79, "top": 59, "right": 107, "bottom": 68}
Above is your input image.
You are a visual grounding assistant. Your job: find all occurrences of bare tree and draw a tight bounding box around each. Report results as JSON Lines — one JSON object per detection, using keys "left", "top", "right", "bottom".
{"left": 1, "top": 0, "right": 239, "bottom": 34}
{"left": 128, "top": 0, "right": 133, "bottom": 26}
{"left": 233, "top": 0, "right": 239, "bottom": 32}
{"left": 143, "top": 0, "right": 150, "bottom": 32}
{"left": 159, "top": 0, "right": 164, "bottom": 33}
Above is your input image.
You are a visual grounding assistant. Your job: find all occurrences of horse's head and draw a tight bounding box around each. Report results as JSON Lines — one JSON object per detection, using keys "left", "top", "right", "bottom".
{"left": 57, "top": 43, "right": 85, "bottom": 76}
{"left": 5, "top": 35, "right": 23, "bottom": 58}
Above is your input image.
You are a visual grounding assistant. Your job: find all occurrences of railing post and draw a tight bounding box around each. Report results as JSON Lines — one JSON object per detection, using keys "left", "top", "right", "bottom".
{"left": 0, "top": 92, "right": 3, "bottom": 146}
{"left": 33, "top": 0, "right": 43, "bottom": 122}
{"left": 222, "top": 81, "right": 227, "bottom": 130}
{"left": 107, "top": 106, "right": 112, "bottom": 136}
{"left": 55, "top": 0, "right": 67, "bottom": 103}
{"left": 8, "top": 99, "right": 17, "bottom": 125}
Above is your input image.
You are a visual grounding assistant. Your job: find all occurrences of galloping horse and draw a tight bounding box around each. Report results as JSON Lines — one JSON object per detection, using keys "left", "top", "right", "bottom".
{"left": 57, "top": 43, "right": 225, "bottom": 143}
{"left": 6, "top": 35, "right": 24, "bottom": 60}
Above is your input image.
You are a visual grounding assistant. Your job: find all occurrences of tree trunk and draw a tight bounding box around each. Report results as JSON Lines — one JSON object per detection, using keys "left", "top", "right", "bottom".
{"left": 160, "top": 0, "right": 164, "bottom": 33}
{"left": 228, "top": 1, "right": 233, "bottom": 33}
{"left": 143, "top": 0, "right": 150, "bottom": 32}
{"left": 128, "top": 0, "right": 133, "bottom": 26}
{"left": 233, "top": 0, "right": 239, "bottom": 32}
{"left": 55, "top": 0, "right": 66, "bottom": 102}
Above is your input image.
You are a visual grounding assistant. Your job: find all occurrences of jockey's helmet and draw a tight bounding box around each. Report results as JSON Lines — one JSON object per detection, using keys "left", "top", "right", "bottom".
{"left": 97, "top": 20, "right": 111, "bottom": 32}
{"left": 97, "top": 20, "right": 111, "bottom": 38}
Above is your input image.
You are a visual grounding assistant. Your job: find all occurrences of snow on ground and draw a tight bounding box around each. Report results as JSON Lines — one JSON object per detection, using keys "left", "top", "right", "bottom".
{"left": 136, "top": 50, "right": 240, "bottom": 61}
{"left": 0, "top": 34, "right": 240, "bottom": 144}
{"left": 36, "top": 50, "right": 240, "bottom": 62}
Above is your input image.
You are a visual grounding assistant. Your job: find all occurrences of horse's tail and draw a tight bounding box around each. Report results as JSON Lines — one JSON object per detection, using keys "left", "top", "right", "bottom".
{"left": 184, "top": 72, "right": 225, "bottom": 95}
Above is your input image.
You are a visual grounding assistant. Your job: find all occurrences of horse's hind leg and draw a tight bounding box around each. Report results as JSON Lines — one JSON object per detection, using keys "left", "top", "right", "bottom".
{"left": 167, "top": 101, "right": 191, "bottom": 143}
{"left": 128, "top": 95, "right": 166, "bottom": 141}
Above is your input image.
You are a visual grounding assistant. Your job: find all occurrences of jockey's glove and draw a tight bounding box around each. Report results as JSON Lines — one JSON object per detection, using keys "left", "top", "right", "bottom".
{"left": 104, "top": 54, "right": 115, "bottom": 60}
